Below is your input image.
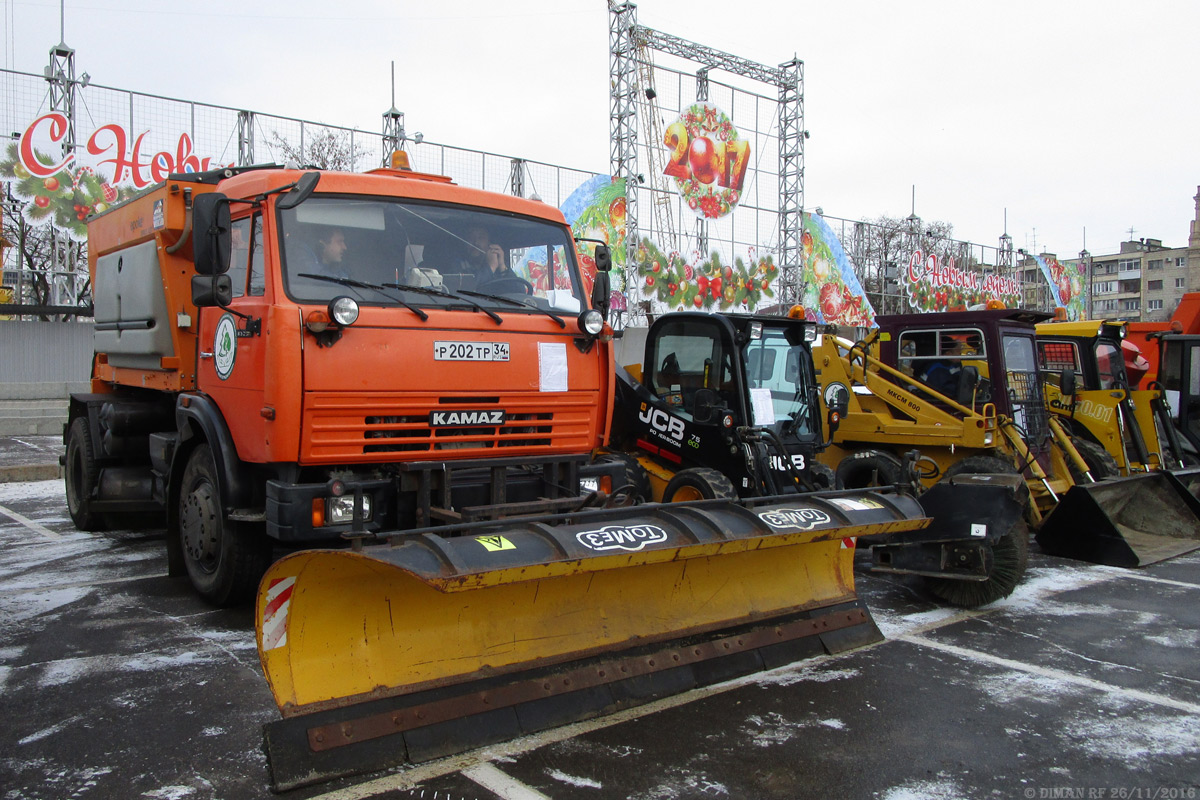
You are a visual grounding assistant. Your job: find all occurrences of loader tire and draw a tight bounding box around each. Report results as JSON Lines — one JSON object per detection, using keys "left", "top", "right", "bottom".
{"left": 1068, "top": 438, "right": 1120, "bottom": 481}
{"left": 835, "top": 450, "right": 904, "bottom": 489}
{"left": 809, "top": 462, "right": 836, "bottom": 491}
{"left": 65, "top": 417, "right": 105, "bottom": 531}
{"left": 662, "top": 467, "right": 738, "bottom": 503}
{"left": 944, "top": 455, "right": 1018, "bottom": 479}
{"left": 178, "top": 444, "right": 270, "bottom": 607}
{"left": 594, "top": 452, "right": 653, "bottom": 504}
{"left": 926, "top": 521, "right": 1030, "bottom": 608}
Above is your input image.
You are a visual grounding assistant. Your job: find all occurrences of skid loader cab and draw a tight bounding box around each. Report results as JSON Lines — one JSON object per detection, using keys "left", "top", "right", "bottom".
{"left": 613, "top": 312, "right": 829, "bottom": 499}
{"left": 875, "top": 309, "right": 1054, "bottom": 454}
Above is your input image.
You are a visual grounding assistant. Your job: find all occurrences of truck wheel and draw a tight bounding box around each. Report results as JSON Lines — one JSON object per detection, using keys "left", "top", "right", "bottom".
{"left": 1068, "top": 438, "right": 1120, "bottom": 481}
{"left": 178, "top": 444, "right": 270, "bottom": 606}
{"left": 65, "top": 417, "right": 105, "bottom": 531}
{"left": 594, "top": 452, "right": 653, "bottom": 504}
{"left": 926, "top": 521, "right": 1030, "bottom": 608}
{"left": 662, "top": 467, "right": 737, "bottom": 503}
{"left": 835, "top": 450, "right": 903, "bottom": 489}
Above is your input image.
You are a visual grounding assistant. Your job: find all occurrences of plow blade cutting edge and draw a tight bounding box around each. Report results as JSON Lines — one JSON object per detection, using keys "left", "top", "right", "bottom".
{"left": 256, "top": 491, "right": 928, "bottom": 790}
{"left": 1036, "top": 472, "right": 1200, "bottom": 567}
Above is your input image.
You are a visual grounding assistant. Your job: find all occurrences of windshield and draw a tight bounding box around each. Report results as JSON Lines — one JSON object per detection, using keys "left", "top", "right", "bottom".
{"left": 743, "top": 326, "right": 815, "bottom": 435}
{"left": 278, "top": 196, "right": 585, "bottom": 313}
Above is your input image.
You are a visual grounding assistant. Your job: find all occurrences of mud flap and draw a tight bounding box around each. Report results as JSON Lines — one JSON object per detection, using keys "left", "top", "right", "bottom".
{"left": 1036, "top": 473, "right": 1200, "bottom": 567}
{"left": 256, "top": 492, "right": 927, "bottom": 790}
{"left": 870, "top": 473, "right": 1029, "bottom": 580}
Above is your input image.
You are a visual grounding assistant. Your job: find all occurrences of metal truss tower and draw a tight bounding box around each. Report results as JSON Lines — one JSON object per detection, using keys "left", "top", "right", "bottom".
{"left": 609, "top": 2, "right": 806, "bottom": 313}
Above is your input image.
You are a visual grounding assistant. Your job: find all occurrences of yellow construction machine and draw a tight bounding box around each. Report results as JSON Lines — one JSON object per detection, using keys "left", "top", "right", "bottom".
{"left": 813, "top": 309, "right": 1200, "bottom": 584}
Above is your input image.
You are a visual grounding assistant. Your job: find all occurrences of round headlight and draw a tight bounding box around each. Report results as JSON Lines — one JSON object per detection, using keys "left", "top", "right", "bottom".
{"left": 579, "top": 309, "right": 604, "bottom": 336}
{"left": 329, "top": 296, "right": 360, "bottom": 326}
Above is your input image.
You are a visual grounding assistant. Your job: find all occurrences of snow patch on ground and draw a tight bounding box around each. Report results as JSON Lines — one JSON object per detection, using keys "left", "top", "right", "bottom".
{"left": 0, "top": 585, "right": 92, "bottom": 625}
{"left": 1145, "top": 629, "right": 1200, "bottom": 648}
{"left": 753, "top": 663, "right": 860, "bottom": 687}
{"left": 546, "top": 768, "right": 602, "bottom": 789}
{"left": 739, "top": 711, "right": 846, "bottom": 747}
{"left": 628, "top": 773, "right": 730, "bottom": 799}
{"left": 880, "top": 778, "right": 967, "bottom": 800}
{"left": 142, "top": 786, "right": 198, "bottom": 799}
{"left": 0, "top": 478, "right": 65, "bottom": 503}
{"left": 37, "top": 649, "right": 210, "bottom": 688}
{"left": 16, "top": 715, "right": 84, "bottom": 745}
{"left": 1063, "top": 711, "right": 1200, "bottom": 765}
{"left": 873, "top": 606, "right": 964, "bottom": 638}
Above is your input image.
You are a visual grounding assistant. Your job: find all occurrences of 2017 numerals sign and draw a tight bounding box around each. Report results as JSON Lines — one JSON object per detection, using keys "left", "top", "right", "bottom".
{"left": 663, "top": 121, "right": 749, "bottom": 192}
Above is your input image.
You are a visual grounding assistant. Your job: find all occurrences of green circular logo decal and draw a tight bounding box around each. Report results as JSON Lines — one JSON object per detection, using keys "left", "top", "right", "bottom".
{"left": 214, "top": 314, "right": 237, "bottom": 380}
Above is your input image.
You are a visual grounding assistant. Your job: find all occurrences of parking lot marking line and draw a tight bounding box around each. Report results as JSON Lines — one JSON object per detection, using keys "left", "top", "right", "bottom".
{"left": 1100, "top": 570, "right": 1200, "bottom": 590}
{"left": 0, "top": 503, "right": 61, "bottom": 539}
{"left": 462, "top": 763, "right": 552, "bottom": 800}
{"left": 901, "top": 634, "right": 1200, "bottom": 715}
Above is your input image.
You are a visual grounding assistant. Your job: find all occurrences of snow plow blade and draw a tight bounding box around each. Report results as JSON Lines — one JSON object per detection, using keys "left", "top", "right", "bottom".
{"left": 1036, "top": 472, "right": 1200, "bottom": 567}
{"left": 257, "top": 492, "right": 927, "bottom": 790}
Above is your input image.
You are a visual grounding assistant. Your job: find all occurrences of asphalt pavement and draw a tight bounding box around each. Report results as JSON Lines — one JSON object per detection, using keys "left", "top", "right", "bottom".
{"left": 1, "top": 437, "right": 1198, "bottom": 800}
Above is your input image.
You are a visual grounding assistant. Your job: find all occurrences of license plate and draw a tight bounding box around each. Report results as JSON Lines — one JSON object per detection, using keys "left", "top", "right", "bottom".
{"left": 433, "top": 341, "right": 510, "bottom": 361}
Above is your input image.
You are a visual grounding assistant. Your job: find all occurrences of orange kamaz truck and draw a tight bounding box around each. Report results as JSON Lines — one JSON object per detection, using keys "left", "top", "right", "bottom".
{"left": 66, "top": 161, "right": 625, "bottom": 605}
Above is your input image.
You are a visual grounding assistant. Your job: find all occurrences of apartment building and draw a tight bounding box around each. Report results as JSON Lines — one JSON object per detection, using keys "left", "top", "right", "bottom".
{"left": 1060, "top": 186, "right": 1200, "bottom": 322}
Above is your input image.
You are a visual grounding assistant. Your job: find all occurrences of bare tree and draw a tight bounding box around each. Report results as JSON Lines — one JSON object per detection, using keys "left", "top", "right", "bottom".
{"left": 268, "top": 128, "right": 367, "bottom": 171}
{"left": 848, "top": 215, "right": 957, "bottom": 314}
{"left": 2, "top": 188, "right": 89, "bottom": 320}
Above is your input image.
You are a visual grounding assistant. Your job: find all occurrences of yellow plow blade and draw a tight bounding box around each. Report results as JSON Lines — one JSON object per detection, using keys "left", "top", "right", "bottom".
{"left": 256, "top": 492, "right": 927, "bottom": 790}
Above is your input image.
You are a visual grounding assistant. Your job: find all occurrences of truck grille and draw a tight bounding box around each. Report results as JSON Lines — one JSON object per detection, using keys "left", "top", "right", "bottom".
{"left": 302, "top": 393, "right": 596, "bottom": 462}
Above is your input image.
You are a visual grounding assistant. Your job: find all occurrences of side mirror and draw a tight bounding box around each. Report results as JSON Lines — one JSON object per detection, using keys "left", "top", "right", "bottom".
{"left": 824, "top": 384, "right": 849, "bottom": 441}
{"left": 593, "top": 243, "right": 612, "bottom": 272}
{"left": 1060, "top": 368, "right": 1077, "bottom": 397}
{"left": 192, "top": 274, "right": 233, "bottom": 307}
{"left": 693, "top": 388, "right": 719, "bottom": 424}
{"left": 192, "top": 193, "right": 231, "bottom": 276}
{"left": 591, "top": 269, "right": 611, "bottom": 323}
{"left": 277, "top": 171, "right": 321, "bottom": 211}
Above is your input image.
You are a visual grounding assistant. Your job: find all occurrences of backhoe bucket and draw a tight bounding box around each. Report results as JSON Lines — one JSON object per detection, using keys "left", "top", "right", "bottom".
{"left": 257, "top": 492, "right": 928, "bottom": 790}
{"left": 1036, "top": 472, "right": 1200, "bottom": 567}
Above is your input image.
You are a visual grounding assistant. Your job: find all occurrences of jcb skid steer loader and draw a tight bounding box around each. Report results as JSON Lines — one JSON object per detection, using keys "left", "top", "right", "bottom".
{"left": 814, "top": 309, "right": 1200, "bottom": 574}
{"left": 256, "top": 494, "right": 932, "bottom": 790}
{"left": 608, "top": 311, "right": 1029, "bottom": 608}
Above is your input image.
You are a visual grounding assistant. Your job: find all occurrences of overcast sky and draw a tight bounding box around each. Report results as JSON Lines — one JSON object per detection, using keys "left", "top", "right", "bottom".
{"left": 4, "top": 0, "right": 1198, "bottom": 259}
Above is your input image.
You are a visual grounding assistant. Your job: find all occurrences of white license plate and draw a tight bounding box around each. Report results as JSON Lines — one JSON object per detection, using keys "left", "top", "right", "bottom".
{"left": 433, "top": 341, "right": 510, "bottom": 361}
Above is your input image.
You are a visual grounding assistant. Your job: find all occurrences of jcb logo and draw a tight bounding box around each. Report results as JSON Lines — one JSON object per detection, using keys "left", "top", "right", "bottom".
{"left": 759, "top": 508, "right": 833, "bottom": 531}
{"left": 639, "top": 403, "right": 685, "bottom": 442}
{"left": 769, "top": 454, "right": 806, "bottom": 471}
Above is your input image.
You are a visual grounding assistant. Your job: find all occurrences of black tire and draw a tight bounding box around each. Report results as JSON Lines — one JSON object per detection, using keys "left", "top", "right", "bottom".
{"left": 808, "top": 461, "right": 836, "bottom": 491}
{"left": 1068, "top": 438, "right": 1120, "bottom": 481}
{"left": 835, "top": 450, "right": 904, "bottom": 489}
{"left": 926, "top": 521, "right": 1030, "bottom": 608}
{"left": 64, "top": 417, "right": 105, "bottom": 531}
{"left": 594, "top": 452, "right": 653, "bottom": 504}
{"left": 943, "top": 455, "right": 1018, "bottom": 480}
{"left": 178, "top": 444, "right": 270, "bottom": 606}
{"left": 662, "top": 467, "right": 738, "bottom": 503}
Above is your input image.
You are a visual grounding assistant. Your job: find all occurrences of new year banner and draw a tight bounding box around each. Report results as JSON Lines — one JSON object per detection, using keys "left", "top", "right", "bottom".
{"left": 633, "top": 240, "right": 778, "bottom": 312}
{"left": 1035, "top": 254, "right": 1087, "bottom": 321}
{"left": 663, "top": 102, "right": 750, "bottom": 220}
{"left": 799, "top": 213, "right": 875, "bottom": 326}
{"left": 1, "top": 112, "right": 224, "bottom": 241}
{"left": 903, "top": 250, "right": 1021, "bottom": 312}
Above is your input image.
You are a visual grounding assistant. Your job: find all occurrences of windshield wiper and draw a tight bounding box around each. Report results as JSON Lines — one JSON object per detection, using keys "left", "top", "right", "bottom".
{"left": 383, "top": 282, "right": 503, "bottom": 325}
{"left": 297, "top": 274, "right": 428, "bottom": 321}
{"left": 456, "top": 288, "right": 566, "bottom": 329}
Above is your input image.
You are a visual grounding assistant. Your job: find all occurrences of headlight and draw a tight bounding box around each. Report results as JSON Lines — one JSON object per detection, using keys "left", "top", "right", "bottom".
{"left": 327, "top": 494, "right": 372, "bottom": 524}
{"left": 984, "top": 432, "right": 994, "bottom": 446}
{"left": 329, "top": 296, "right": 360, "bottom": 326}
{"left": 578, "top": 309, "right": 604, "bottom": 336}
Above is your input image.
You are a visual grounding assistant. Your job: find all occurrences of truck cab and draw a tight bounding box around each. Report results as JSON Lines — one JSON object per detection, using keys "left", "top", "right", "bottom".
{"left": 68, "top": 163, "right": 619, "bottom": 604}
